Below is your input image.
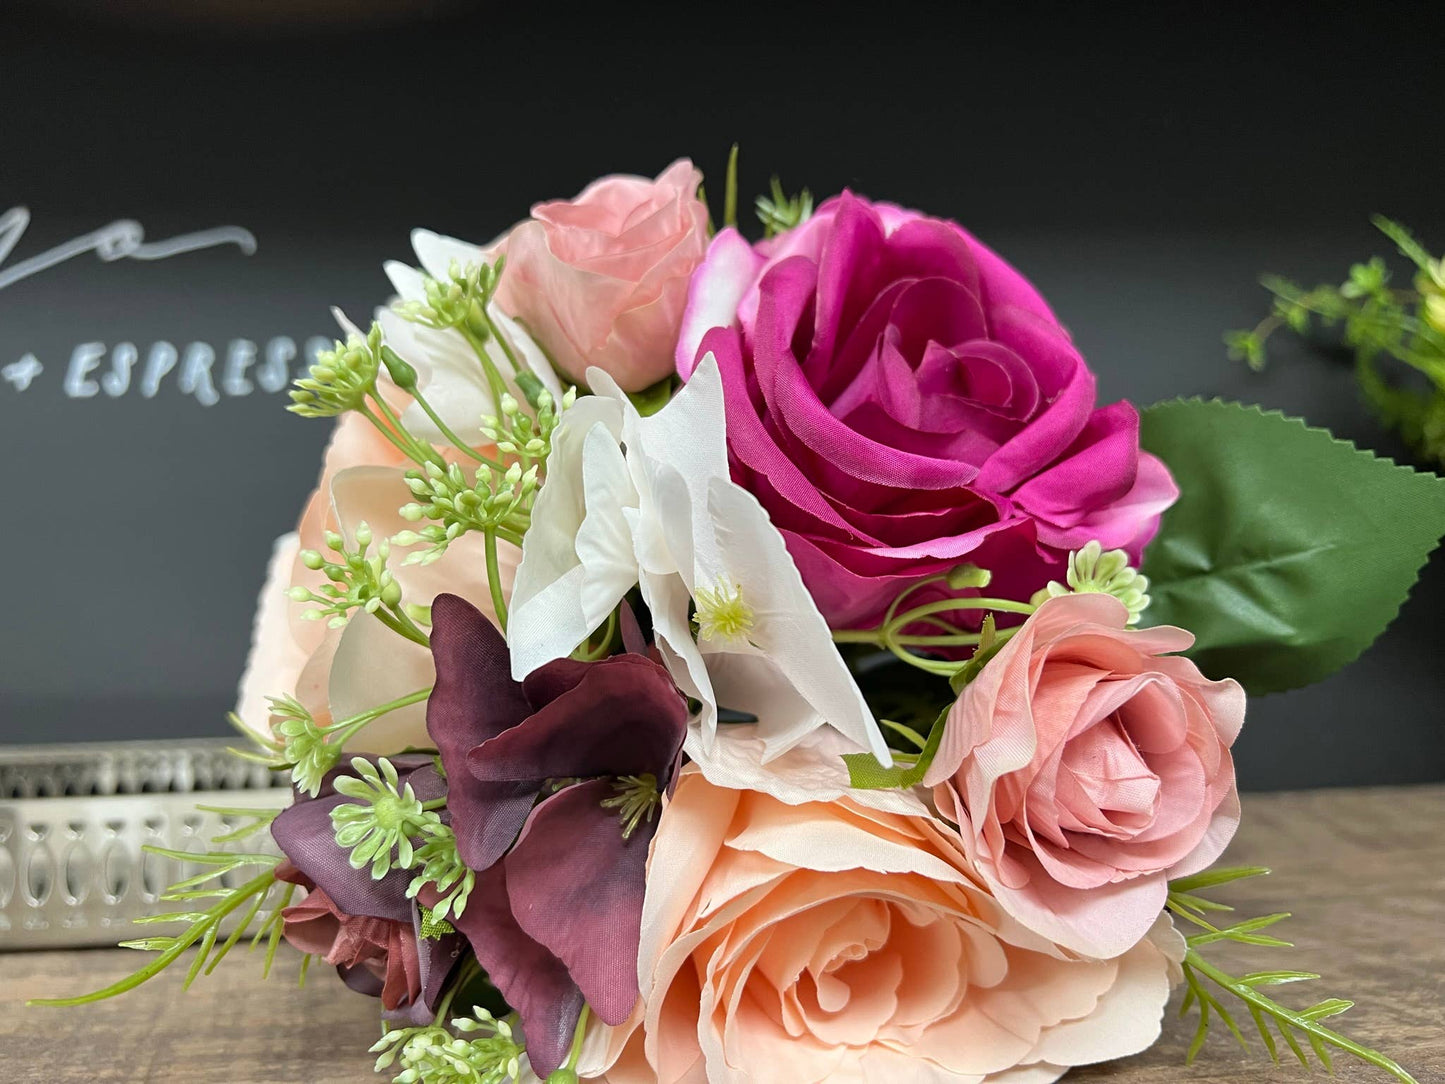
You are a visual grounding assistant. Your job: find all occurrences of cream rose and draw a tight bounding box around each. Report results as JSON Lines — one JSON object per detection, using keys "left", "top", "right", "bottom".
{"left": 494, "top": 159, "right": 709, "bottom": 391}
{"left": 609, "top": 772, "right": 1183, "bottom": 1084}
{"left": 235, "top": 402, "right": 515, "bottom": 754}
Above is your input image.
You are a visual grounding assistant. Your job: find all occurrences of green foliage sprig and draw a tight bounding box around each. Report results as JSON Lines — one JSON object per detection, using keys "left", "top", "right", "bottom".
{"left": 1168, "top": 867, "right": 1418, "bottom": 1083}
{"left": 1228, "top": 217, "right": 1445, "bottom": 465}
{"left": 28, "top": 809, "right": 300, "bottom": 1008}
{"left": 756, "top": 176, "right": 814, "bottom": 238}
{"left": 394, "top": 387, "right": 572, "bottom": 568}
{"left": 227, "top": 688, "right": 433, "bottom": 798}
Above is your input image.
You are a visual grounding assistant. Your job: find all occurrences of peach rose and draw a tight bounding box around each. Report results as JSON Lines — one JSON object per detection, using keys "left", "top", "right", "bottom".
{"left": 494, "top": 159, "right": 709, "bottom": 391}
{"left": 609, "top": 772, "right": 1183, "bottom": 1084}
{"left": 923, "top": 593, "right": 1244, "bottom": 960}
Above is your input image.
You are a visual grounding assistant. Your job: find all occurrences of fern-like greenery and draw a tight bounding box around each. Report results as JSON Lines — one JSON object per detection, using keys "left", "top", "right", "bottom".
{"left": 1227, "top": 216, "right": 1445, "bottom": 466}
{"left": 1168, "top": 866, "right": 1418, "bottom": 1082}
{"left": 27, "top": 807, "right": 305, "bottom": 1007}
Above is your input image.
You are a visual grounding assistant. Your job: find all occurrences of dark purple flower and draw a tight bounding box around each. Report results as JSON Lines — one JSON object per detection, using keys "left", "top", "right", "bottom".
{"left": 271, "top": 755, "right": 464, "bottom": 1026}
{"left": 427, "top": 593, "right": 687, "bottom": 1076}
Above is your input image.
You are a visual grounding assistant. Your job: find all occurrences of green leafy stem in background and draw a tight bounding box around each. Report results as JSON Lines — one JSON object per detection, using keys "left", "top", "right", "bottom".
{"left": 1169, "top": 867, "right": 1418, "bottom": 1083}
{"left": 1227, "top": 217, "right": 1445, "bottom": 466}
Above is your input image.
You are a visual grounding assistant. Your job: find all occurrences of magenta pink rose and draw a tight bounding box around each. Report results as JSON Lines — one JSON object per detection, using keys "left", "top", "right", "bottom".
{"left": 495, "top": 159, "right": 709, "bottom": 392}
{"left": 676, "top": 193, "right": 1178, "bottom": 629}
{"left": 923, "top": 593, "right": 1244, "bottom": 958}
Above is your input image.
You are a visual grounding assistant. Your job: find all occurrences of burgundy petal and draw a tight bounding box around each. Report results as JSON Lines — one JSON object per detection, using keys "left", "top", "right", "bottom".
{"left": 383, "top": 906, "right": 465, "bottom": 1026}
{"left": 503, "top": 779, "right": 649, "bottom": 1027}
{"left": 468, "top": 655, "right": 686, "bottom": 785}
{"left": 272, "top": 794, "right": 414, "bottom": 924}
{"left": 520, "top": 656, "right": 595, "bottom": 710}
{"left": 338, "top": 960, "right": 385, "bottom": 998}
{"left": 444, "top": 865, "right": 584, "bottom": 1078}
{"left": 427, "top": 594, "right": 541, "bottom": 870}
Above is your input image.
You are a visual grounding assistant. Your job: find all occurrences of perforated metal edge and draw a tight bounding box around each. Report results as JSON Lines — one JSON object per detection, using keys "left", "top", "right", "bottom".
{"left": 0, "top": 740, "right": 291, "bottom": 949}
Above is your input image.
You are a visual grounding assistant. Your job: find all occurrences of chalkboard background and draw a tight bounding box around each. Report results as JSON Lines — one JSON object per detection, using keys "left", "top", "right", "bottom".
{"left": 2, "top": 2, "right": 1442, "bottom": 789}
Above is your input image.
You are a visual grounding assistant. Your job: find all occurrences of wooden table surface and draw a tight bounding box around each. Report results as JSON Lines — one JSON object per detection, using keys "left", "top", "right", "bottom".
{"left": 3, "top": 785, "right": 1442, "bottom": 1083}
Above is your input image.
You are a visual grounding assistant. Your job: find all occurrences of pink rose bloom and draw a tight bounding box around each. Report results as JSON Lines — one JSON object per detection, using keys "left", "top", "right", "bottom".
{"left": 495, "top": 159, "right": 709, "bottom": 392}
{"left": 924, "top": 593, "right": 1244, "bottom": 959}
{"left": 676, "top": 194, "right": 1178, "bottom": 629}
{"left": 606, "top": 772, "right": 1185, "bottom": 1084}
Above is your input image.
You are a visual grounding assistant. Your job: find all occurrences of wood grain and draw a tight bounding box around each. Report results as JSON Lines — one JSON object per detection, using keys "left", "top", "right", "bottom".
{"left": 2, "top": 786, "right": 1442, "bottom": 1083}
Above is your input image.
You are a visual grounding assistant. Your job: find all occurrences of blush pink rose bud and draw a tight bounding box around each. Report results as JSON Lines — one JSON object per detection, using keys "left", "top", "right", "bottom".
{"left": 494, "top": 159, "right": 709, "bottom": 392}
{"left": 924, "top": 592, "right": 1244, "bottom": 959}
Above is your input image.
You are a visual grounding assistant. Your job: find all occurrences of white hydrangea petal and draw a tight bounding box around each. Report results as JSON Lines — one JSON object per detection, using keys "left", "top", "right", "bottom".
{"left": 383, "top": 259, "right": 428, "bottom": 303}
{"left": 411, "top": 228, "right": 488, "bottom": 282}
{"left": 507, "top": 402, "right": 632, "bottom": 677}
{"left": 704, "top": 477, "right": 891, "bottom": 765}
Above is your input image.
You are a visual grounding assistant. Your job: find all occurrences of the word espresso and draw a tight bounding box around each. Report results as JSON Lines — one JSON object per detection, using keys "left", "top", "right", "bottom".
{"left": 2, "top": 337, "right": 333, "bottom": 405}
{"left": 0, "top": 206, "right": 332, "bottom": 405}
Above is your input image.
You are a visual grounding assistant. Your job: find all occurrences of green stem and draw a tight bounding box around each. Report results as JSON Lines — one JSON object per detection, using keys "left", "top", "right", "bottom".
{"left": 1186, "top": 950, "right": 1419, "bottom": 1084}
{"left": 460, "top": 326, "right": 510, "bottom": 407}
{"left": 407, "top": 385, "right": 509, "bottom": 471}
{"left": 369, "top": 390, "right": 445, "bottom": 467}
{"left": 375, "top": 607, "right": 431, "bottom": 648}
{"left": 493, "top": 525, "right": 527, "bottom": 549}
{"left": 574, "top": 609, "right": 619, "bottom": 661}
{"left": 432, "top": 956, "right": 483, "bottom": 1025}
{"left": 358, "top": 401, "right": 430, "bottom": 464}
{"left": 485, "top": 531, "right": 509, "bottom": 632}
{"left": 478, "top": 305, "right": 525, "bottom": 378}
{"left": 878, "top": 718, "right": 929, "bottom": 751}
{"left": 899, "top": 597, "right": 1037, "bottom": 620}
{"left": 563, "top": 1004, "right": 592, "bottom": 1073}
{"left": 329, "top": 686, "right": 433, "bottom": 744}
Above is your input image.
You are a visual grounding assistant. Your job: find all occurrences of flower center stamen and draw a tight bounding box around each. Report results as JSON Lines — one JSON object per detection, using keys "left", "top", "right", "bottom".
{"left": 600, "top": 773, "right": 662, "bottom": 840}
{"left": 694, "top": 580, "right": 755, "bottom": 644}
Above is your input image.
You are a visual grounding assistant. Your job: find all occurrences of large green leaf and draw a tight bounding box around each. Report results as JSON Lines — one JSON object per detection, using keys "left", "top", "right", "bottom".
{"left": 1138, "top": 398, "right": 1445, "bottom": 694}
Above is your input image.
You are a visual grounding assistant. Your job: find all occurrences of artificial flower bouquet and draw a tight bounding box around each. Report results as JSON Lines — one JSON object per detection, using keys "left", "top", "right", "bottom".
{"left": 37, "top": 157, "right": 1445, "bottom": 1083}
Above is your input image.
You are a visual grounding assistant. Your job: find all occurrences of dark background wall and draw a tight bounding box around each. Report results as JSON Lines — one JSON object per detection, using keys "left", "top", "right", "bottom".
{"left": 1, "top": 2, "right": 1441, "bottom": 789}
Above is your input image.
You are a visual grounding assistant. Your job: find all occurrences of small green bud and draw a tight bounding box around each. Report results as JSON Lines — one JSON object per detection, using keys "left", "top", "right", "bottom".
{"left": 515, "top": 370, "right": 547, "bottom": 409}
{"left": 287, "top": 586, "right": 311, "bottom": 601}
{"left": 946, "top": 564, "right": 992, "bottom": 590}
{"left": 546, "top": 1071, "right": 579, "bottom": 1084}
{"left": 379, "top": 345, "right": 418, "bottom": 391}
{"left": 300, "top": 550, "right": 325, "bottom": 571}
{"left": 354, "top": 521, "right": 373, "bottom": 548}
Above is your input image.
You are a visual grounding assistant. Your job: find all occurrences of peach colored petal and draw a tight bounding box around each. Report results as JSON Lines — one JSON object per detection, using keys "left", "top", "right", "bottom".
{"left": 234, "top": 532, "right": 307, "bottom": 740}
{"left": 632, "top": 774, "right": 1178, "bottom": 1083}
